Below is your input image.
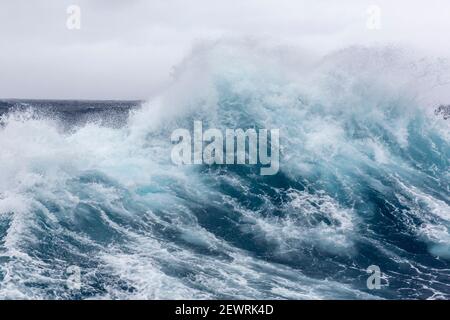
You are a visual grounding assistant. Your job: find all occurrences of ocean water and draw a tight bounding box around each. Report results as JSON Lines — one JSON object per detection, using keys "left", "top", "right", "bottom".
{"left": 0, "top": 44, "right": 449, "bottom": 299}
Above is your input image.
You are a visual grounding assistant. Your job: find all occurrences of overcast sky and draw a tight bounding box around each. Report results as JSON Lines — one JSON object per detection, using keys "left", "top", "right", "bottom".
{"left": 0, "top": 0, "right": 449, "bottom": 100}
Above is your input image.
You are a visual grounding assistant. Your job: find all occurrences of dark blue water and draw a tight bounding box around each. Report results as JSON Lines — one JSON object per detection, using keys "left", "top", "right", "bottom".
{"left": 0, "top": 46, "right": 449, "bottom": 299}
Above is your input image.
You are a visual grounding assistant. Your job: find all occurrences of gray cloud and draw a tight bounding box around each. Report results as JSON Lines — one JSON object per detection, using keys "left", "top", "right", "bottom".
{"left": 0, "top": 0, "right": 449, "bottom": 99}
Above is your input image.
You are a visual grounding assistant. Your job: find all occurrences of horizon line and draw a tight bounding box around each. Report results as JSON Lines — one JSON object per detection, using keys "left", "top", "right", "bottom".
{"left": 0, "top": 98, "right": 146, "bottom": 102}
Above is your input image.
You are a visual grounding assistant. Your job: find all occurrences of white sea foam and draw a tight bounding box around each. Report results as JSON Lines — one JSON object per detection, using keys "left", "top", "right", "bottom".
{"left": 0, "top": 41, "right": 449, "bottom": 298}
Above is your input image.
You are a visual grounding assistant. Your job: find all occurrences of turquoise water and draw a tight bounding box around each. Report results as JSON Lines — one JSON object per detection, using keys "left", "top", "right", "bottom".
{"left": 0, "top": 45, "right": 449, "bottom": 299}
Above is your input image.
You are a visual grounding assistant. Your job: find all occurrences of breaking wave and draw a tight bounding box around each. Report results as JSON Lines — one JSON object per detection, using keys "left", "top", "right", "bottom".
{"left": 0, "top": 42, "right": 449, "bottom": 299}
